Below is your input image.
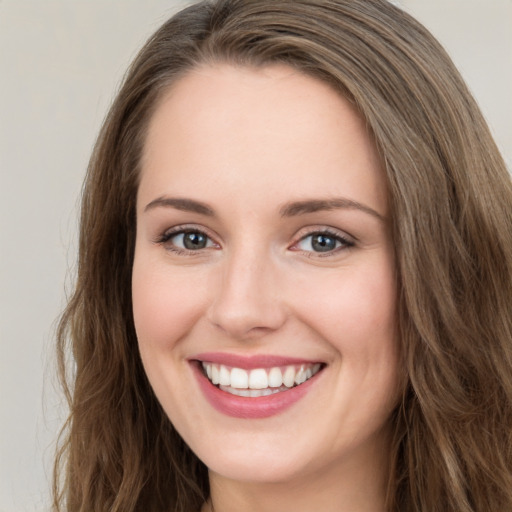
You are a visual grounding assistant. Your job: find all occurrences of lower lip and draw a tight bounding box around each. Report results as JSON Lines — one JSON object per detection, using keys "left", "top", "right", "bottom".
{"left": 192, "top": 362, "right": 322, "bottom": 419}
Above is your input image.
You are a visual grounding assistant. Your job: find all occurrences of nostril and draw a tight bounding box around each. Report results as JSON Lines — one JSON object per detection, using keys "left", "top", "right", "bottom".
{"left": 207, "top": 298, "right": 286, "bottom": 340}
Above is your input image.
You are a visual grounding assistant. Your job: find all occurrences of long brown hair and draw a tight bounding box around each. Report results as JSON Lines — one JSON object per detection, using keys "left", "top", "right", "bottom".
{"left": 54, "top": 1, "right": 512, "bottom": 510}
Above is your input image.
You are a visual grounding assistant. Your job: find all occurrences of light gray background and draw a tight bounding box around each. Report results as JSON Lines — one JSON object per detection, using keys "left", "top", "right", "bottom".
{"left": 1, "top": 1, "right": 511, "bottom": 510}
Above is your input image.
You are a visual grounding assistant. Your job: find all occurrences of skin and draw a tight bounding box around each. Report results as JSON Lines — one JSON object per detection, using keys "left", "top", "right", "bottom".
{"left": 132, "top": 64, "right": 400, "bottom": 512}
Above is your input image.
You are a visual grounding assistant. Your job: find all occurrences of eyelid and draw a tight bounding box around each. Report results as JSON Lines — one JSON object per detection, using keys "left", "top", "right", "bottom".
{"left": 292, "top": 224, "right": 357, "bottom": 241}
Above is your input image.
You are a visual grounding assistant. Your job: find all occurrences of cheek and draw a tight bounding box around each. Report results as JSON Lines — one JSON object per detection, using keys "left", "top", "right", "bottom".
{"left": 131, "top": 255, "right": 209, "bottom": 354}
{"left": 295, "top": 261, "right": 397, "bottom": 351}
{"left": 309, "top": 262, "right": 400, "bottom": 425}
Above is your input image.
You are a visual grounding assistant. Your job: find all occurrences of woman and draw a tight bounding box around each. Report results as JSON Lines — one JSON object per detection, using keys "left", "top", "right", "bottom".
{"left": 53, "top": 1, "right": 512, "bottom": 511}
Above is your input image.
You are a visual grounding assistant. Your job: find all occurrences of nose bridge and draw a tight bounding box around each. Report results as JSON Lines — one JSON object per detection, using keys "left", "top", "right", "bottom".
{"left": 207, "top": 237, "right": 286, "bottom": 339}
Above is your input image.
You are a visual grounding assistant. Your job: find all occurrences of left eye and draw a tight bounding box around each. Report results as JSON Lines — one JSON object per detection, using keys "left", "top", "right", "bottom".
{"left": 168, "top": 230, "right": 215, "bottom": 250}
{"left": 296, "top": 232, "right": 350, "bottom": 253}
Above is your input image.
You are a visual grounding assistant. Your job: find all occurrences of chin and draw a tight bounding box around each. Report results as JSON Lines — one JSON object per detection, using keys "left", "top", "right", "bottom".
{"left": 204, "top": 451, "right": 305, "bottom": 484}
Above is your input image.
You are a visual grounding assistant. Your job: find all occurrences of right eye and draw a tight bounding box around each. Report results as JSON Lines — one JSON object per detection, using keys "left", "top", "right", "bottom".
{"left": 295, "top": 232, "right": 347, "bottom": 253}
{"left": 156, "top": 228, "right": 217, "bottom": 254}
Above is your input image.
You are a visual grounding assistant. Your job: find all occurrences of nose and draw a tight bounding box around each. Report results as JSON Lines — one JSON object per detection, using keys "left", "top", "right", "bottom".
{"left": 207, "top": 247, "right": 287, "bottom": 340}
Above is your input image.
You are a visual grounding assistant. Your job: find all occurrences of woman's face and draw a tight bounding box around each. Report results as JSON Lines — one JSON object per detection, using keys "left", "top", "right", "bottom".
{"left": 133, "top": 64, "right": 399, "bottom": 484}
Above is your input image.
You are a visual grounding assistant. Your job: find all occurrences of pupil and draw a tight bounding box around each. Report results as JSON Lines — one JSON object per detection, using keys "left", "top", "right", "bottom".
{"left": 183, "top": 232, "right": 207, "bottom": 250}
{"left": 312, "top": 234, "right": 336, "bottom": 252}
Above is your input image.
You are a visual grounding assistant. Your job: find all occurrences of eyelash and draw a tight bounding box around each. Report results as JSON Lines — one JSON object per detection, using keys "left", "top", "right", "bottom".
{"left": 291, "top": 228, "right": 355, "bottom": 257}
{"left": 153, "top": 225, "right": 217, "bottom": 256}
{"left": 154, "top": 225, "right": 355, "bottom": 257}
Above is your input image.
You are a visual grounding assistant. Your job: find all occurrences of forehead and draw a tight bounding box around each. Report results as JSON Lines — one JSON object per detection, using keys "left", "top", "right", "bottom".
{"left": 138, "top": 63, "right": 387, "bottom": 216}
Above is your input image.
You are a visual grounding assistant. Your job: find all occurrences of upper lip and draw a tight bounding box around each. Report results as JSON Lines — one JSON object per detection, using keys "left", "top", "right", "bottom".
{"left": 190, "top": 352, "right": 324, "bottom": 369}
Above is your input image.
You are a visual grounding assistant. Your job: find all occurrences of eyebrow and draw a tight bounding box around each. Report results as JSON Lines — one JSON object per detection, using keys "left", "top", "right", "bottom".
{"left": 279, "top": 198, "right": 385, "bottom": 220}
{"left": 144, "top": 196, "right": 215, "bottom": 216}
{"left": 144, "top": 195, "right": 384, "bottom": 221}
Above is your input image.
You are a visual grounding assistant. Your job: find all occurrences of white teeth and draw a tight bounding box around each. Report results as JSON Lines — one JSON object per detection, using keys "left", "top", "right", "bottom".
{"left": 248, "top": 368, "right": 268, "bottom": 389}
{"left": 230, "top": 367, "right": 249, "bottom": 389}
{"left": 268, "top": 367, "right": 283, "bottom": 387}
{"left": 202, "top": 361, "right": 323, "bottom": 393}
{"left": 250, "top": 388, "right": 272, "bottom": 397}
{"left": 211, "top": 365, "right": 220, "bottom": 385}
{"left": 219, "top": 365, "right": 230, "bottom": 386}
{"left": 283, "top": 366, "right": 296, "bottom": 388}
{"left": 295, "top": 365, "right": 307, "bottom": 385}
{"left": 219, "top": 385, "right": 283, "bottom": 397}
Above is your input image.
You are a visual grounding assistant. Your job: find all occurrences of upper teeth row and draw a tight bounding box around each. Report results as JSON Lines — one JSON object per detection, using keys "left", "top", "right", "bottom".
{"left": 202, "top": 362, "right": 322, "bottom": 390}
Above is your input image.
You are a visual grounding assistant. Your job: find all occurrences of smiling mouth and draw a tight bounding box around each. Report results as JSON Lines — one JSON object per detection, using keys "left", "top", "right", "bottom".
{"left": 200, "top": 362, "right": 325, "bottom": 398}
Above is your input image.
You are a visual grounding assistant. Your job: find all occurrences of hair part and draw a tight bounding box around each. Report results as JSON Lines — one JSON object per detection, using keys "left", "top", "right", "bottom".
{"left": 54, "top": 1, "right": 512, "bottom": 511}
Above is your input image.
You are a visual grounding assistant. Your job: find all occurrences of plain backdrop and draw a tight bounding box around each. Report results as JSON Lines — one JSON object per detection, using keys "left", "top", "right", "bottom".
{"left": 1, "top": 1, "right": 510, "bottom": 510}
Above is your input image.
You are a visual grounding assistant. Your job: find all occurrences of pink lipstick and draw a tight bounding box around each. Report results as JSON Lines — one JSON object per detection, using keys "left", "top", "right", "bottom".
{"left": 190, "top": 353, "right": 325, "bottom": 419}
